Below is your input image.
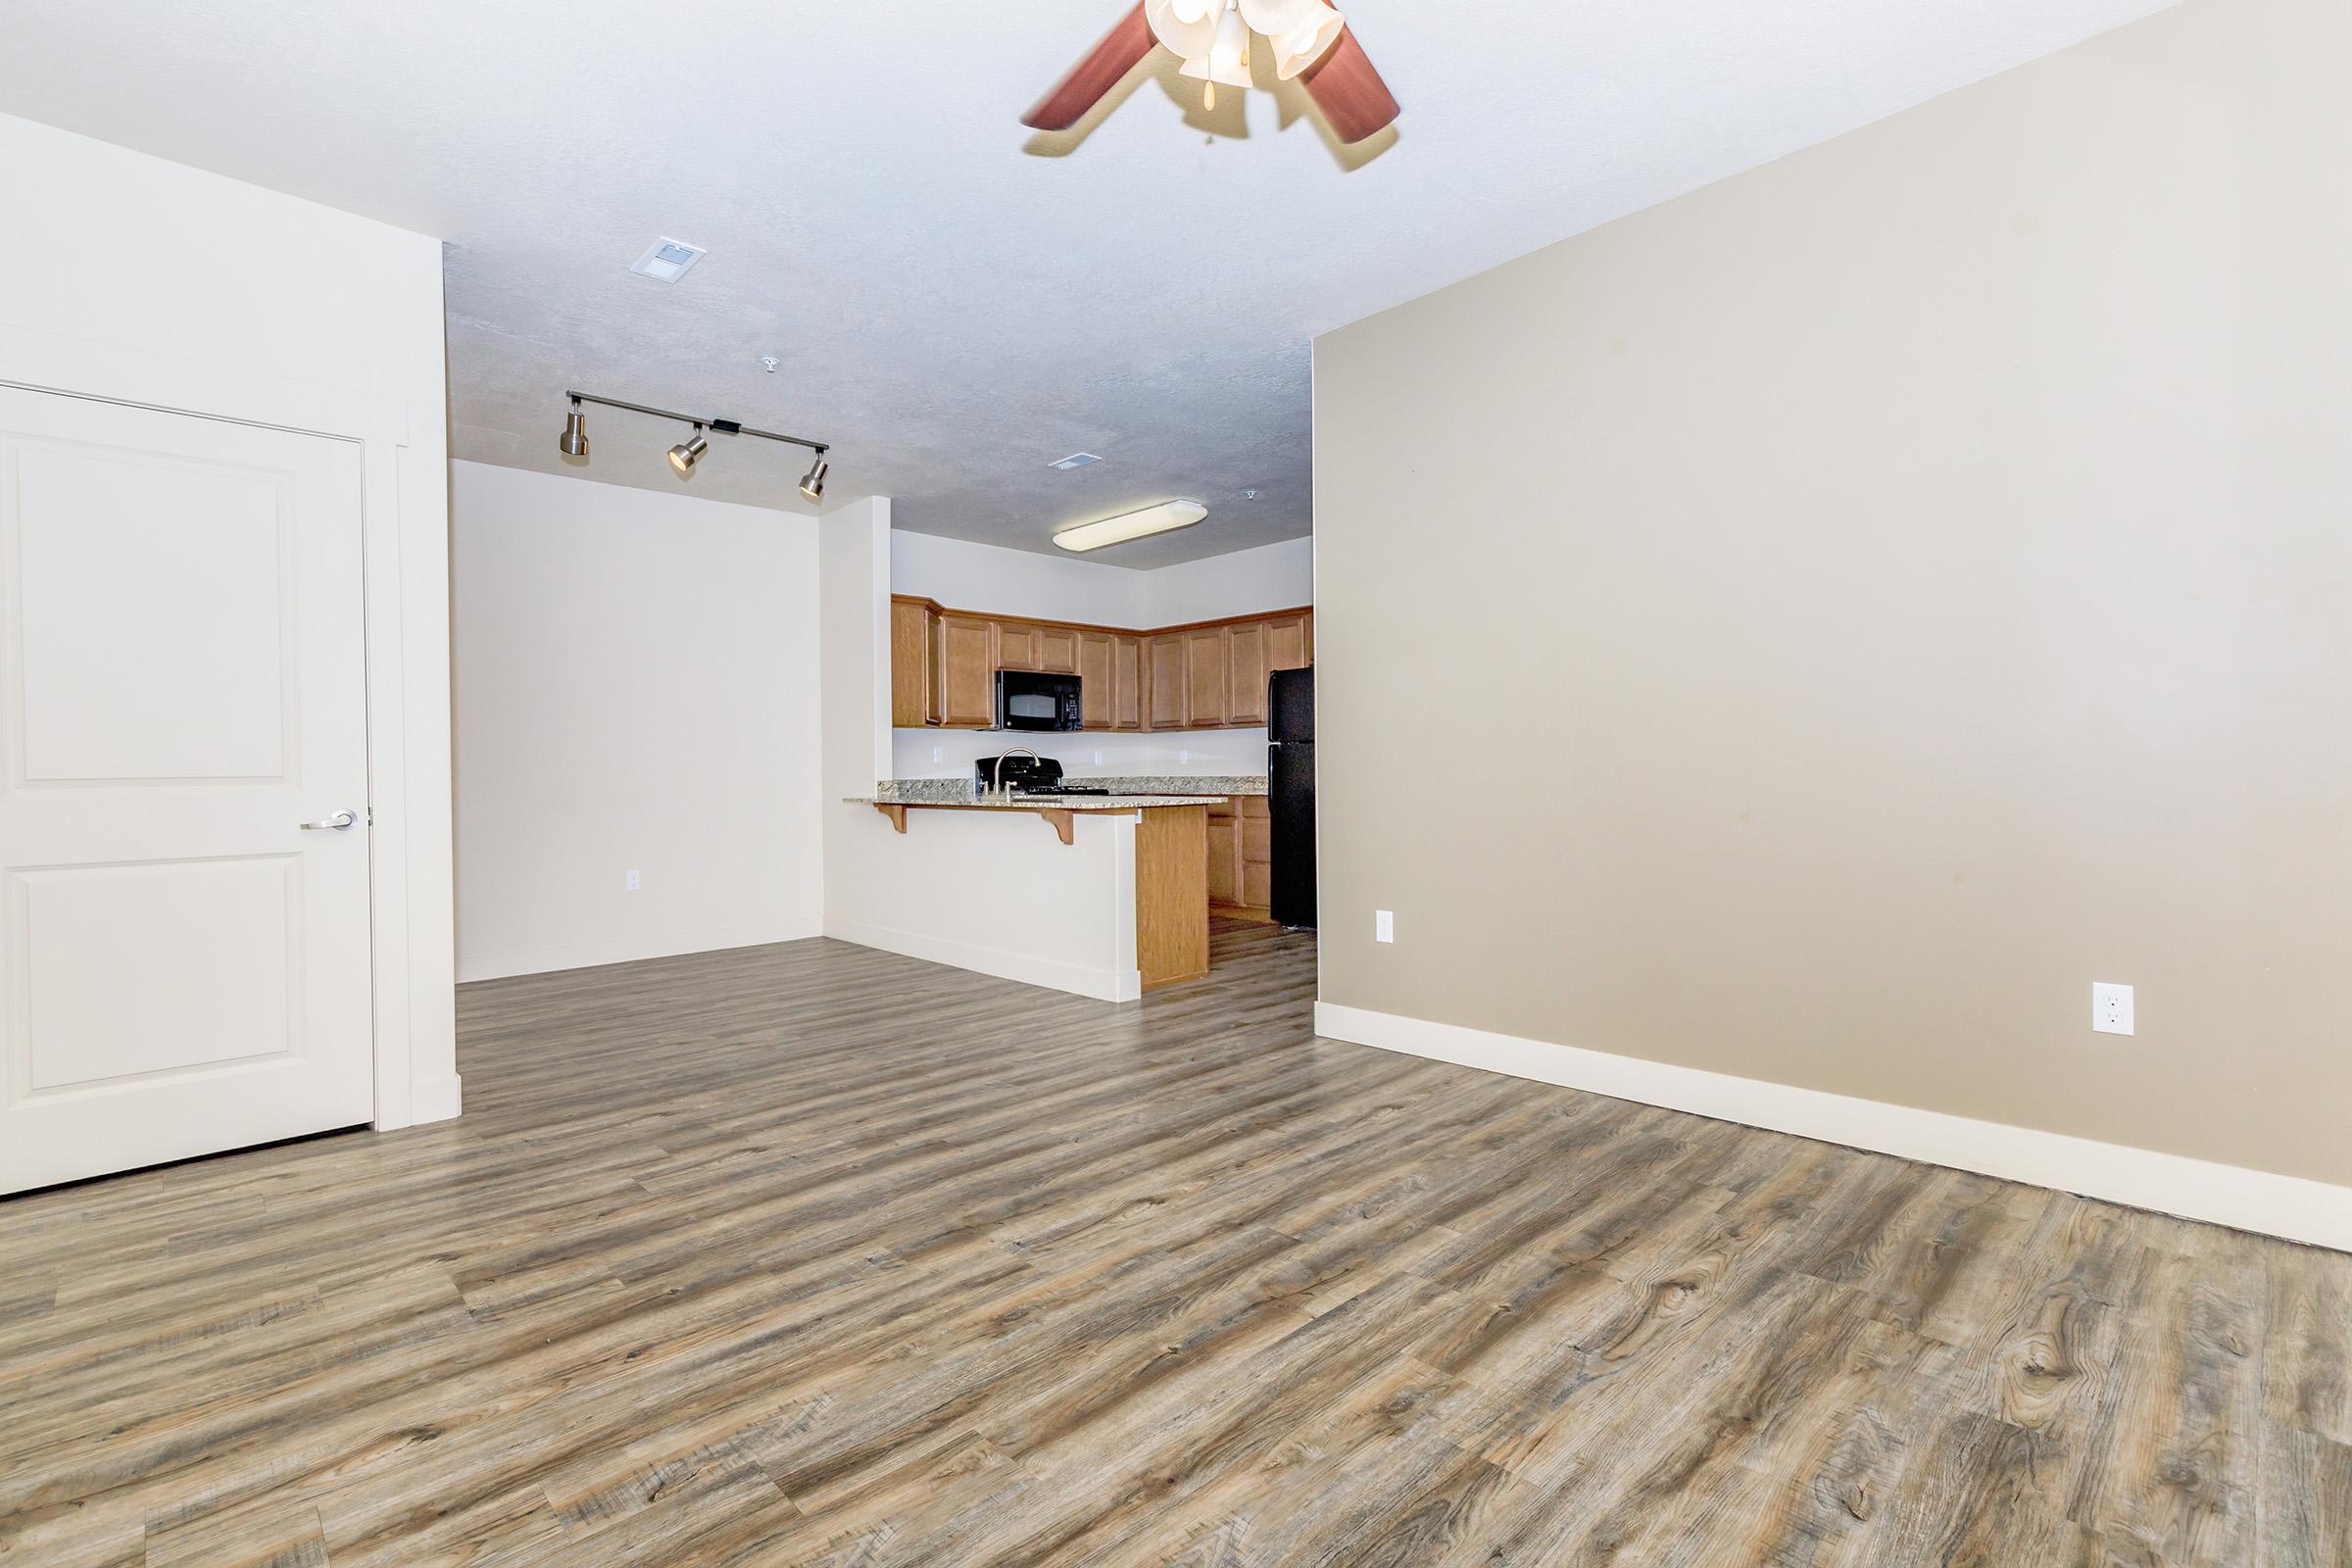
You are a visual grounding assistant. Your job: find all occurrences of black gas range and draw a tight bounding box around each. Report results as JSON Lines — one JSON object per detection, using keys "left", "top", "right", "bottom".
{"left": 975, "top": 755, "right": 1112, "bottom": 798}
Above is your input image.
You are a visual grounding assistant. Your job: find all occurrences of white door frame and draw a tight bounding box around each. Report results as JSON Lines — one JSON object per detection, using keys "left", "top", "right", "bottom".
{"left": 0, "top": 322, "right": 430, "bottom": 1130}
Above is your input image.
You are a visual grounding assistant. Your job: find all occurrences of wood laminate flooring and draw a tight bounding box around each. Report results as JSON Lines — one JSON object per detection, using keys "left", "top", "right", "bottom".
{"left": 3, "top": 922, "right": 2347, "bottom": 1565}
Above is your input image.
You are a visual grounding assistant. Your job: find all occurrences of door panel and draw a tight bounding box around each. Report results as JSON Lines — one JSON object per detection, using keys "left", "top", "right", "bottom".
{"left": 1147, "top": 635, "right": 1187, "bottom": 729}
{"left": 0, "top": 388, "right": 374, "bottom": 1194}
{"left": 996, "top": 622, "right": 1038, "bottom": 672}
{"left": 1226, "top": 622, "right": 1269, "bottom": 726}
{"left": 1264, "top": 612, "right": 1311, "bottom": 674}
{"left": 1113, "top": 636, "right": 1144, "bottom": 730}
{"left": 937, "top": 614, "right": 997, "bottom": 727}
{"left": 1076, "top": 632, "right": 1113, "bottom": 730}
{"left": 889, "top": 600, "right": 936, "bottom": 728}
{"left": 1184, "top": 628, "right": 1229, "bottom": 727}
{"left": 1034, "top": 626, "right": 1079, "bottom": 675}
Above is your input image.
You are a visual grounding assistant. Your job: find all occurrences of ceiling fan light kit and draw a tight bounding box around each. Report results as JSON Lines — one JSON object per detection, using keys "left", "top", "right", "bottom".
{"left": 1025, "top": 0, "right": 1398, "bottom": 143}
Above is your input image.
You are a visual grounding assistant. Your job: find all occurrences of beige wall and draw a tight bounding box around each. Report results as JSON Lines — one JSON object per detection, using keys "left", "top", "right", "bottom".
{"left": 1314, "top": 0, "right": 2352, "bottom": 1187}
{"left": 452, "top": 461, "right": 823, "bottom": 980}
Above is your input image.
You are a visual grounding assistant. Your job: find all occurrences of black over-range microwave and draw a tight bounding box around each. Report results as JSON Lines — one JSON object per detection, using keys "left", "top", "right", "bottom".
{"left": 996, "top": 670, "right": 1084, "bottom": 732}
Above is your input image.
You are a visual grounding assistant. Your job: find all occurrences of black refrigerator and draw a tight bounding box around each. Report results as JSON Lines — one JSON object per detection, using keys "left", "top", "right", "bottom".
{"left": 1267, "top": 666, "right": 1316, "bottom": 929}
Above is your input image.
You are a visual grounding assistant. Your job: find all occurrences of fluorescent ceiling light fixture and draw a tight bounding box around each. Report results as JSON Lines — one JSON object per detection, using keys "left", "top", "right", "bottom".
{"left": 1053, "top": 499, "right": 1207, "bottom": 553}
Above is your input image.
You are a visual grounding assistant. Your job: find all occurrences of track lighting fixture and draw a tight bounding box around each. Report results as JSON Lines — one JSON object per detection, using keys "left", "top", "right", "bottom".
{"left": 558, "top": 398, "right": 590, "bottom": 460}
{"left": 558, "top": 390, "right": 832, "bottom": 504}
{"left": 667, "top": 425, "right": 710, "bottom": 477}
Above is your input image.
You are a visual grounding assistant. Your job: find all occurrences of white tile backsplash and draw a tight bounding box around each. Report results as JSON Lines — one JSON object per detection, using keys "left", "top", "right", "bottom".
{"left": 890, "top": 727, "right": 1268, "bottom": 781}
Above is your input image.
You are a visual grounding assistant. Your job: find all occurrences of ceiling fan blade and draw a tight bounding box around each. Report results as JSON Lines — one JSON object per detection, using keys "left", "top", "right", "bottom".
{"left": 1298, "top": 25, "right": 1400, "bottom": 144}
{"left": 1022, "top": 3, "right": 1158, "bottom": 131}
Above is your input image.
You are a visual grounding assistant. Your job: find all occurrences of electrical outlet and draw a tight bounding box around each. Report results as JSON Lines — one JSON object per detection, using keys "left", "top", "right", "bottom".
{"left": 1180, "top": 749, "right": 1191, "bottom": 764}
{"left": 2092, "top": 981, "right": 2132, "bottom": 1035}
{"left": 931, "top": 746, "right": 944, "bottom": 763}
{"left": 626, "top": 869, "right": 641, "bottom": 893}
{"left": 1375, "top": 909, "right": 1395, "bottom": 944}
{"left": 1093, "top": 750, "right": 1104, "bottom": 765}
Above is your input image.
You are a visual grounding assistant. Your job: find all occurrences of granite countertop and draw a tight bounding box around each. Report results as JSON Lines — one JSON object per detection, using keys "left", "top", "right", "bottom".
{"left": 848, "top": 795, "right": 1229, "bottom": 810}
{"left": 1068, "top": 774, "right": 1267, "bottom": 796}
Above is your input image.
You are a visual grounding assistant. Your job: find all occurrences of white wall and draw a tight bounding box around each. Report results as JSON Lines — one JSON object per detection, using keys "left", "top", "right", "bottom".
{"left": 1140, "top": 536, "right": 1314, "bottom": 626}
{"left": 892, "top": 530, "right": 1151, "bottom": 625}
{"left": 0, "top": 111, "right": 460, "bottom": 1125}
{"left": 891, "top": 727, "right": 1269, "bottom": 782}
{"left": 886, "top": 530, "right": 1310, "bottom": 780}
{"left": 831, "top": 505, "right": 1146, "bottom": 999}
{"left": 452, "top": 462, "right": 822, "bottom": 980}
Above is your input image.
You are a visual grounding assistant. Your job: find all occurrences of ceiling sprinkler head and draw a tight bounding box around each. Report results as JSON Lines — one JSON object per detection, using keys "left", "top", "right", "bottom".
{"left": 760, "top": 356, "right": 780, "bottom": 373}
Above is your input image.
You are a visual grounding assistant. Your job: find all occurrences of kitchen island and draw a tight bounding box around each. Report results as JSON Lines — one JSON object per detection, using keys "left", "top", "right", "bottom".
{"left": 836, "top": 793, "right": 1226, "bottom": 997}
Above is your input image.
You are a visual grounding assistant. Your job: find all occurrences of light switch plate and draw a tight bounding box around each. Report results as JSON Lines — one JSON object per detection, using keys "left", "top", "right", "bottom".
{"left": 2092, "top": 981, "right": 2132, "bottom": 1035}
{"left": 1376, "top": 909, "right": 1395, "bottom": 944}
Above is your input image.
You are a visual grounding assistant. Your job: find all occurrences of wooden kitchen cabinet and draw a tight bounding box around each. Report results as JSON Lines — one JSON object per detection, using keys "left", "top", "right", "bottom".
{"left": 936, "top": 612, "right": 998, "bottom": 728}
{"left": 1240, "top": 795, "right": 1273, "bottom": 913}
{"left": 1076, "top": 631, "right": 1113, "bottom": 729}
{"left": 1111, "top": 636, "right": 1144, "bottom": 730}
{"left": 1183, "top": 627, "right": 1230, "bottom": 728}
{"left": 1205, "top": 804, "right": 1239, "bottom": 906}
{"left": 889, "top": 599, "right": 940, "bottom": 728}
{"left": 995, "top": 621, "right": 1038, "bottom": 672}
{"left": 1147, "top": 635, "right": 1188, "bottom": 729}
{"left": 1265, "top": 611, "right": 1312, "bottom": 673}
{"left": 890, "top": 595, "right": 1310, "bottom": 734}
{"left": 1225, "top": 621, "right": 1269, "bottom": 726}
{"left": 1207, "top": 795, "right": 1275, "bottom": 921}
{"left": 1033, "top": 625, "right": 1079, "bottom": 675}
{"left": 1074, "top": 632, "right": 1146, "bottom": 731}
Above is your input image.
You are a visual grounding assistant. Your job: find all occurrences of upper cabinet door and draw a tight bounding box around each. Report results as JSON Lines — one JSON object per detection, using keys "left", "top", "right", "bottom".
{"left": 1076, "top": 631, "right": 1114, "bottom": 729}
{"left": 889, "top": 599, "right": 937, "bottom": 727}
{"left": 1113, "top": 636, "right": 1145, "bottom": 731}
{"left": 1225, "top": 621, "right": 1270, "bottom": 726}
{"left": 1264, "top": 611, "right": 1312, "bottom": 673}
{"left": 1148, "top": 634, "right": 1188, "bottom": 729}
{"left": 1184, "top": 627, "right": 1231, "bottom": 728}
{"left": 996, "top": 621, "right": 1039, "bottom": 672}
{"left": 937, "top": 614, "right": 998, "bottom": 727}
{"left": 1034, "top": 626, "right": 1079, "bottom": 675}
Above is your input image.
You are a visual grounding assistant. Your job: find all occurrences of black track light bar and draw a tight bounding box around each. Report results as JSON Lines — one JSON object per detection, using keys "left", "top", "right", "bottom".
{"left": 563, "top": 390, "right": 828, "bottom": 459}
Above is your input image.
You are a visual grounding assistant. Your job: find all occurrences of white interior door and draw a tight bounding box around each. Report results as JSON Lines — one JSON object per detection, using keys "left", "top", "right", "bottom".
{"left": 0, "top": 386, "right": 374, "bottom": 1194}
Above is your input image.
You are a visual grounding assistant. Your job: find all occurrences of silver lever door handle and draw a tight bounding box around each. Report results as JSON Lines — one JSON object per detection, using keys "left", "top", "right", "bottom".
{"left": 300, "top": 810, "right": 358, "bottom": 832}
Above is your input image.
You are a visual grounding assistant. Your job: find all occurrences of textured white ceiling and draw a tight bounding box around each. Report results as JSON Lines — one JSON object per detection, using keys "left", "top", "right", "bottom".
{"left": 0, "top": 0, "right": 2168, "bottom": 567}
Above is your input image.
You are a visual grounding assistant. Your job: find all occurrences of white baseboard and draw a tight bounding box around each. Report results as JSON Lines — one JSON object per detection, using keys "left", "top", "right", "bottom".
{"left": 409, "top": 1073, "right": 464, "bottom": 1126}
{"left": 1314, "top": 1002, "right": 2352, "bottom": 1254}
{"left": 826, "top": 917, "right": 1141, "bottom": 1004}
{"left": 456, "top": 920, "right": 822, "bottom": 984}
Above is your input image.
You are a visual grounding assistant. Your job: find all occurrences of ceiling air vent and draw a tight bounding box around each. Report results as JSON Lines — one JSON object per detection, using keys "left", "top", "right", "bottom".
{"left": 630, "top": 238, "right": 707, "bottom": 283}
{"left": 1049, "top": 453, "right": 1102, "bottom": 471}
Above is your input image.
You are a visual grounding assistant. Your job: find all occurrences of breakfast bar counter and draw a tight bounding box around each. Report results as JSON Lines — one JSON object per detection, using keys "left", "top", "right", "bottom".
{"left": 833, "top": 793, "right": 1218, "bottom": 998}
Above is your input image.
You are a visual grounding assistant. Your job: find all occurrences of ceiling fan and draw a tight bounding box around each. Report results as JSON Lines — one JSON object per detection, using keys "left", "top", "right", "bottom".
{"left": 1023, "top": 0, "right": 1400, "bottom": 145}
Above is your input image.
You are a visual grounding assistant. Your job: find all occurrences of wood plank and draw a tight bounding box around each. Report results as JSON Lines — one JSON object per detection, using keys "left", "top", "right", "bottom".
{"left": 0, "top": 923, "right": 2343, "bottom": 1564}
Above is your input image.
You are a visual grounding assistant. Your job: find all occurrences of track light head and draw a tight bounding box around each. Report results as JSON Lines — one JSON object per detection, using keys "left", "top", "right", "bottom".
{"left": 558, "top": 400, "right": 590, "bottom": 460}
{"left": 667, "top": 426, "right": 709, "bottom": 477}
{"left": 799, "top": 456, "right": 829, "bottom": 504}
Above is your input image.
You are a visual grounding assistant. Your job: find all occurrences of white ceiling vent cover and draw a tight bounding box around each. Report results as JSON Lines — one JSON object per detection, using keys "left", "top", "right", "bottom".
{"left": 631, "top": 238, "right": 707, "bottom": 283}
{"left": 1049, "top": 453, "right": 1102, "bottom": 470}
